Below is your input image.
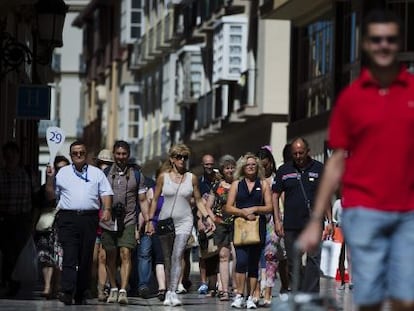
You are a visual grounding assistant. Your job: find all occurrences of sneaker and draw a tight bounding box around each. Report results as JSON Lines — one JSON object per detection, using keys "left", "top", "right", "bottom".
{"left": 97, "top": 285, "right": 108, "bottom": 302}
{"left": 107, "top": 288, "right": 118, "bottom": 303}
{"left": 170, "top": 291, "right": 182, "bottom": 306}
{"left": 198, "top": 283, "right": 208, "bottom": 295}
{"left": 246, "top": 296, "right": 257, "bottom": 309}
{"left": 157, "top": 289, "right": 166, "bottom": 301}
{"left": 176, "top": 283, "right": 187, "bottom": 294}
{"left": 117, "top": 289, "right": 128, "bottom": 305}
{"left": 138, "top": 286, "right": 150, "bottom": 299}
{"left": 280, "top": 292, "right": 289, "bottom": 301}
{"left": 163, "top": 291, "right": 173, "bottom": 306}
{"left": 349, "top": 283, "right": 354, "bottom": 290}
{"left": 231, "top": 294, "right": 244, "bottom": 309}
{"left": 337, "top": 283, "right": 346, "bottom": 291}
{"left": 58, "top": 292, "right": 73, "bottom": 305}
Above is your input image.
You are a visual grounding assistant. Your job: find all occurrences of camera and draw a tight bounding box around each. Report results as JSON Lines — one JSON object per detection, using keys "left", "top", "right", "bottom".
{"left": 112, "top": 202, "right": 125, "bottom": 232}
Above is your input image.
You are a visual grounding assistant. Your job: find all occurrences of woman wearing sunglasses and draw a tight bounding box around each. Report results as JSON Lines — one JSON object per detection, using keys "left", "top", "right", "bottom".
{"left": 146, "top": 144, "right": 216, "bottom": 307}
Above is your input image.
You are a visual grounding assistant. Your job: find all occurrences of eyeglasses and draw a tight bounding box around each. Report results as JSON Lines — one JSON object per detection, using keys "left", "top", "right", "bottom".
{"left": 174, "top": 154, "right": 189, "bottom": 161}
{"left": 368, "top": 35, "right": 399, "bottom": 45}
{"left": 71, "top": 151, "right": 86, "bottom": 157}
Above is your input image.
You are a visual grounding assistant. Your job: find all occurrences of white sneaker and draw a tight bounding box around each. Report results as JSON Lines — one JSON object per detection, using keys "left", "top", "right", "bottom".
{"left": 107, "top": 288, "right": 118, "bottom": 303}
{"left": 231, "top": 294, "right": 244, "bottom": 309}
{"left": 176, "top": 283, "right": 187, "bottom": 294}
{"left": 280, "top": 292, "right": 289, "bottom": 301}
{"left": 170, "top": 291, "right": 182, "bottom": 306}
{"left": 246, "top": 296, "right": 257, "bottom": 309}
{"left": 163, "top": 291, "right": 172, "bottom": 306}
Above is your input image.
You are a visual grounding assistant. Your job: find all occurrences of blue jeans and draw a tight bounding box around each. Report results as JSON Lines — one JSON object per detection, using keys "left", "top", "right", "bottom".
{"left": 137, "top": 234, "right": 152, "bottom": 288}
{"left": 342, "top": 207, "right": 414, "bottom": 305}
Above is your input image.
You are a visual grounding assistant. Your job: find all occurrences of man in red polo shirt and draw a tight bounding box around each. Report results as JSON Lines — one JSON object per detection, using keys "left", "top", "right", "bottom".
{"left": 299, "top": 9, "right": 414, "bottom": 311}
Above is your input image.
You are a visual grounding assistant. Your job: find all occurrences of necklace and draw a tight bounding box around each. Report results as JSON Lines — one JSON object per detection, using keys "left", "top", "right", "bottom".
{"left": 171, "top": 171, "right": 184, "bottom": 183}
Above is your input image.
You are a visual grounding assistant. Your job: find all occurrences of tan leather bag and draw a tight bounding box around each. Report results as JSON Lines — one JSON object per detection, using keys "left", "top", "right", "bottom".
{"left": 233, "top": 216, "right": 260, "bottom": 246}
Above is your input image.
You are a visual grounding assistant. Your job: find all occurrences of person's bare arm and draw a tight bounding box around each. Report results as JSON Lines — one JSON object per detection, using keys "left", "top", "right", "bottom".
{"left": 192, "top": 174, "right": 216, "bottom": 230}
{"left": 242, "top": 181, "right": 273, "bottom": 216}
{"left": 298, "top": 149, "right": 346, "bottom": 251}
{"left": 45, "top": 166, "right": 56, "bottom": 201}
{"left": 224, "top": 181, "right": 250, "bottom": 219}
{"left": 100, "top": 195, "right": 112, "bottom": 222}
{"left": 273, "top": 191, "right": 284, "bottom": 236}
{"left": 145, "top": 174, "right": 164, "bottom": 235}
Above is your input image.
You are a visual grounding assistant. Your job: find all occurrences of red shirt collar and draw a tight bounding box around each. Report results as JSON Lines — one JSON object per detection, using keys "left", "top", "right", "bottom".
{"left": 359, "top": 65, "right": 410, "bottom": 87}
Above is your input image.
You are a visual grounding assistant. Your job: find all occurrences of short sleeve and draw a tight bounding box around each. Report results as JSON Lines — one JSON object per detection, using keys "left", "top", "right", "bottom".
{"left": 328, "top": 90, "right": 352, "bottom": 150}
{"left": 272, "top": 167, "right": 284, "bottom": 194}
{"left": 137, "top": 172, "right": 147, "bottom": 195}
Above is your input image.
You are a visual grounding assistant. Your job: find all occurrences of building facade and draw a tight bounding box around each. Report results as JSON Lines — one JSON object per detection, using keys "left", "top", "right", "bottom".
{"left": 131, "top": 0, "right": 291, "bottom": 174}
{"left": 261, "top": 0, "right": 414, "bottom": 161}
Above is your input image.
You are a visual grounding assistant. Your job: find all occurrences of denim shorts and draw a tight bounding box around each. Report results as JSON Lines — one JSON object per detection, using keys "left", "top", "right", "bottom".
{"left": 342, "top": 207, "right": 414, "bottom": 305}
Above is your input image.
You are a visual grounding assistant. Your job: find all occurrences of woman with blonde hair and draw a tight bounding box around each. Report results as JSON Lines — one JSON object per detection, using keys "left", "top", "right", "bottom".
{"left": 225, "top": 153, "right": 273, "bottom": 309}
{"left": 146, "top": 144, "right": 215, "bottom": 307}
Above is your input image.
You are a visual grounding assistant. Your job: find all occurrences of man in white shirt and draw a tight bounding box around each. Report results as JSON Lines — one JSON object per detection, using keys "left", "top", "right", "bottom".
{"left": 46, "top": 141, "right": 113, "bottom": 305}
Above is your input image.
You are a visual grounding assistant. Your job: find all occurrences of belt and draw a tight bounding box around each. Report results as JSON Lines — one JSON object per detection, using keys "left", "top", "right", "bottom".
{"left": 59, "top": 209, "right": 98, "bottom": 216}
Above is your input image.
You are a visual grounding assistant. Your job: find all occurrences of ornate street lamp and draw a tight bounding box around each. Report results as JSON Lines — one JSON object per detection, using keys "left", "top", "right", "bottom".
{"left": 35, "top": 0, "right": 68, "bottom": 48}
{"left": 0, "top": 0, "right": 68, "bottom": 77}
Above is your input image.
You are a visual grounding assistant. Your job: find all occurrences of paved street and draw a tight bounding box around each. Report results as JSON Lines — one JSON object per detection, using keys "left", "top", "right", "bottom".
{"left": 0, "top": 278, "right": 359, "bottom": 311}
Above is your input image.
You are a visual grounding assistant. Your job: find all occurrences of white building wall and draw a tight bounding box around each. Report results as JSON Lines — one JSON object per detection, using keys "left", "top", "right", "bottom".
{"left": 256, "top": 19, "right": 291, "bottom": 115}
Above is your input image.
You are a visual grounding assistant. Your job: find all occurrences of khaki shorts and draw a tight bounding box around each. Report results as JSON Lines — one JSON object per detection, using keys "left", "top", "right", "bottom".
{"left": 101, "top": 224, "right": 136, "bottom": 250}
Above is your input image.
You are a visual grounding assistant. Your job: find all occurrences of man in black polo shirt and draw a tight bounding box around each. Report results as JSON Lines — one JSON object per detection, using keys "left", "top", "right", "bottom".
{"left": 273, "top": 137, "right": 333, "bottom": 293}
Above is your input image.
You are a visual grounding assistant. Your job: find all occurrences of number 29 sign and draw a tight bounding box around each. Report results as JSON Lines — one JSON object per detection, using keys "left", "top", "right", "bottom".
{"left": 46, "top": 126, "right": 66, "bottom": 164}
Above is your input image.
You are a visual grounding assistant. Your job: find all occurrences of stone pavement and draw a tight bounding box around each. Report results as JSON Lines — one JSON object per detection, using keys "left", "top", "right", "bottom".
{"left": 0, "top": 277, "right": 359, "bottom": 311}
{"left": 0, "top": 276, "right": 395, "bottom": 311}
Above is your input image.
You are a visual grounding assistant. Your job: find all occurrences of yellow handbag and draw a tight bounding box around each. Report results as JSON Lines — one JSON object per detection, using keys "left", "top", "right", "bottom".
{"left": 233, "top": 216, "right": 260, "bottom": 246}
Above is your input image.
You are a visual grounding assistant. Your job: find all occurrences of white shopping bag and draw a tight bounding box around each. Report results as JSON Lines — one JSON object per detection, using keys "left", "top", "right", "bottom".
{"left": 320, "top": 239, "right": 342, "bottom": 278}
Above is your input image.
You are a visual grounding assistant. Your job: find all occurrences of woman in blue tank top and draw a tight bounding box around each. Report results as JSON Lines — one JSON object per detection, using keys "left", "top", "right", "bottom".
{"left": 225, "top": 153, "right": 273, "bottom": 309}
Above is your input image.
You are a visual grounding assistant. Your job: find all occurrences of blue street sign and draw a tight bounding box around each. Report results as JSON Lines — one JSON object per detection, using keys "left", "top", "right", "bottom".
{"left": 16, "top": 85, "right": 51, "bottom": 119}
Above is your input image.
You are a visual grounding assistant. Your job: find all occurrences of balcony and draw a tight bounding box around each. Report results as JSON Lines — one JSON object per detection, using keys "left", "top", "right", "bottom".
{"left": 260, "top": 0, "right": 331, "bottom": 23}
{"left": 148, "top": 27, "right": 160, "bottom": 57}
{"left": 175, "top": 46, "right": 202, "bottom": 106}
{"left": 212, "top": 14, "right": 248, "bottom": 84}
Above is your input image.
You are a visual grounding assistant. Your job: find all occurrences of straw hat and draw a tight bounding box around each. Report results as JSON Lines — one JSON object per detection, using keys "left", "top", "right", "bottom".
{"left": 96, "top": 149, "right": 113, "bottom": 163}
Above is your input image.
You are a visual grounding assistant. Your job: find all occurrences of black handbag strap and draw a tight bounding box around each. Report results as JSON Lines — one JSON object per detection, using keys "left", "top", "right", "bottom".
{"left": 168, "top": 172, "right": 184, "bottom": 218}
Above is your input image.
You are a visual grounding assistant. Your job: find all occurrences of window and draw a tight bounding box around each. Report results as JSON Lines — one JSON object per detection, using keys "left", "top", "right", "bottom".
{"left": 339, "top": 2, "right": 361, "bottom": 88}
{"left": 121, "top": 0, "right": 144, "bottom": 44}
{"left": 387, "top": 0, "right": 414, "bottom": 52}
{"left": 293, "top": 14, "right": 334, "bottom": 121}
{"left": 127, "top": 91, "right": 141, "bottom": 140}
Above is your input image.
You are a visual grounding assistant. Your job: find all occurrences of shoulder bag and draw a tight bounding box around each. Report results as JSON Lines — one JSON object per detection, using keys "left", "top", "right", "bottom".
{"left": 36, "top": 208, "right": 57, "bottom": 231}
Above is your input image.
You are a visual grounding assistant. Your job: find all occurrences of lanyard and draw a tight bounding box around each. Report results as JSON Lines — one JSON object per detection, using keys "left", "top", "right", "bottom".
{"left": 72, "top": 164, "right": 89, "bottom": 182}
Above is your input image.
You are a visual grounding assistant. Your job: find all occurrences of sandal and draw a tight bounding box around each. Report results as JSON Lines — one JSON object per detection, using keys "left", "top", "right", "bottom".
{"left": 206, "top": 289, "right": 217, "bottom": 297}
{"left": 219, "top": 291, "right": 230, "bottom": 301}
{"left": 262, "top": 300, "right": 272, "bottom": 307}
{"left": 157, "top": 289, "right": 166, "bottom": 301}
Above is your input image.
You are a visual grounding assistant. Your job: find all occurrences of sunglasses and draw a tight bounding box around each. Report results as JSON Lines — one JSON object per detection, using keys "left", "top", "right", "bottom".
{"left": 368, "top": 35, "right": 398, "bottom": 45}
{"left": 174, "top": 154, "right": 189, "bottom": 161}
{"left": 71, "top": 151, "right": 86, "bottom": 157}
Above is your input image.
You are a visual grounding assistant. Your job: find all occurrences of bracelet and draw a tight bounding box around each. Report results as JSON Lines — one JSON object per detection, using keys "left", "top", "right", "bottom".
{"left": 103, "top": 207, "right": 111, "bottom": 211}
